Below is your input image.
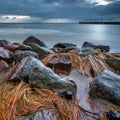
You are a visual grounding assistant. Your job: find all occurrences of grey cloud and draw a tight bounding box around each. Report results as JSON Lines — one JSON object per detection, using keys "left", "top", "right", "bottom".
{"left": 0, "top": 0, "right": 119, "bottom": 22}
{"left": 96, "top": 1, "right": 120, "bottom": 19}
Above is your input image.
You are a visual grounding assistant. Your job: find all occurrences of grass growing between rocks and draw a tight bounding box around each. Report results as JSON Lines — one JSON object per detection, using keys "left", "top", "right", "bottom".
{"left": 0, "top": 81, "right": 119, "bottom": 120}
{"left": 0, "top": 82, "right": 72, "bottom": 120}
{"left": 42, "top": 51, "right": 117, "bottom": 78}
{"left": 0, "top": 51, "right": 120, "bottom": 120}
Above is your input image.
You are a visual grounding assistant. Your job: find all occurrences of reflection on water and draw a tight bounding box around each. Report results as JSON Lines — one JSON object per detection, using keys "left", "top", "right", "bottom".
{"left": 0, "top": 23, "right": 120, "bottom": 52}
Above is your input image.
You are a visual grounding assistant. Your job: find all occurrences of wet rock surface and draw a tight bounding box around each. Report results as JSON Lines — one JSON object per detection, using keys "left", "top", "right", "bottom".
{"left": 29, "top": 67, "right": 76, "bottom": 95}
{"left": 89, "top": 70, "right": 120, "bottom": 106}
{"left": 7, "top": 56, "right": 77, "bottom": 95}
{"left": 7, "top": 56, "right": 40, "bottom": 82}
{"left": 12, "top": 50, "right": 38, "bottom": 62}
{"left": 27, "top": 43, "right": 53, "bottom": 58}
{"left": 23, "top": 36, "right": 46, "bottom": 47}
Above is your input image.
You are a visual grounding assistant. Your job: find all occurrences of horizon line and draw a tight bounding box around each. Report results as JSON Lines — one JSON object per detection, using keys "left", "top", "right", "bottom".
{"left": 0, "top": 21, "right": 120, "bottom": 24}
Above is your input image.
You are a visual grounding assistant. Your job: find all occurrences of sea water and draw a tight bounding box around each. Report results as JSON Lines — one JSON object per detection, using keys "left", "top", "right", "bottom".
{"left": 0, "top": 23, "right": 120, "bottom": 52}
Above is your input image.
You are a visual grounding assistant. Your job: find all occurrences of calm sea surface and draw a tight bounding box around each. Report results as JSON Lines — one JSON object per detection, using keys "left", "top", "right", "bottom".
{"left": 0, "top": 23, "right": 120, "bottom": 52}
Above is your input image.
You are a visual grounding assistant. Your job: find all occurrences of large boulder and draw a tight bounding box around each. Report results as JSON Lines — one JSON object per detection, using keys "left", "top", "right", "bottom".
{"left": 29, "top": 66, "right": 76, "bottom": 95}
{"left": 82, "top": 41, "right": 110, "bottom": 52}
{"left": 89, "top": 70, "right": 120, "bottom": 106}
{"left": 23, "top": 36, "right": 46, "bottom": 47}
{"left": 28, "top": 43, "right": 53, "bottom": 58}
{"left": 7, "top": 57, "right": 77, "bottom": 95}
{"left": 12, "top": 50, "right": 38, "bottom": 62}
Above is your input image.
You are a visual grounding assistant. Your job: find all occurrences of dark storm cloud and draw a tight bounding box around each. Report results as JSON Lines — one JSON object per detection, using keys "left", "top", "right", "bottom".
{"left": 0, "top": 0, "right": 120, "bottom": 22}
{"left": 95, "top": 1, "right": 120, "bottom": 20}
{"left": 98, "top": 1, "right": 120, "bottom": 15}
{"left": 43, "top": 0, "right": 85, "bottom": 4}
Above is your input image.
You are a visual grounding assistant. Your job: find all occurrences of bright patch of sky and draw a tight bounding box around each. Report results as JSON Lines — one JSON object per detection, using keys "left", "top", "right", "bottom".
{"left": 0, "top": 15, "right": 30, "bottom": 23}
{"left": 86, "top": 0, "right": 112, "bottom": 5}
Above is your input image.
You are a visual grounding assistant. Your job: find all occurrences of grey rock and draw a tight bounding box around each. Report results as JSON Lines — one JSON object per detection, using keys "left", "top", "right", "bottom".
{"left": 7, "top": 57, "right": 77, "bottom": 95}
{"left": 89, "top": 70, "right": 120, "bottom": 106}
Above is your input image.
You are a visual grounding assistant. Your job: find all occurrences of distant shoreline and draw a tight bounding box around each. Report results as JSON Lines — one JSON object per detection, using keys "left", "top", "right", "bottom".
{"left": 0, "top": 22, "right": 120, "bottom": 24}
{"left": 79, "top": 22, "right": 120, "bottom": 25}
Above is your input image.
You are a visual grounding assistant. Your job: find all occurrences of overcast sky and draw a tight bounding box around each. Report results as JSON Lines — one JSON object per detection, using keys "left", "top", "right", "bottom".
{"left": 0, "top": 0, "right": 120, "bottom": 23}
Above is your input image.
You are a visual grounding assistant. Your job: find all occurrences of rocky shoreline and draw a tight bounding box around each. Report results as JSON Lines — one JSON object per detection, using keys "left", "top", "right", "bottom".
{"left": 0, "top": 36, "right": 120, "bottom": 120}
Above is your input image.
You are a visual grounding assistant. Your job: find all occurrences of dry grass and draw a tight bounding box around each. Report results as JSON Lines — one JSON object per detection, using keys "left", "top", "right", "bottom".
{"left": 0, "top": 51, "right": 119, "bottom": 120}
{"left": 0, "top": 82, "right": 107, "bottom": 120}
{"left": 0, "top": 82, "right": 78, "bottom": 120}
{"left": 0, "top": 82, "right": 119, "bottom": 120}
{"left": 42, "top": 52, "right": 113, "bottom": 77}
